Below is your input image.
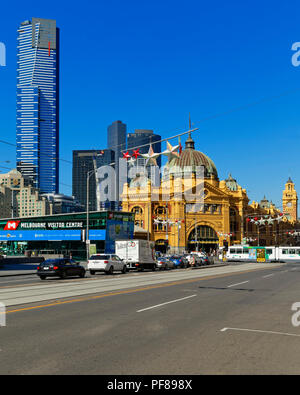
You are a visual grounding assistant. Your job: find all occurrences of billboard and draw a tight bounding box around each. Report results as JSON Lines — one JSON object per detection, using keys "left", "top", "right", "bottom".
{"left": 0, "top": 230, "right": 82, "bottom": 241}
{"left": 0, "top": 229, "right": 107, "bottom": 242}
{"left": 105, "top": 220, "right": 134, "bottom": 254}
{"left": 88, "top": 230, "right": 106, "bottom": 240}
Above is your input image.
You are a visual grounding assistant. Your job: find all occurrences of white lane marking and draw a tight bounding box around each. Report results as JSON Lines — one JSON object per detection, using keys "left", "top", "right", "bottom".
{"left": 262, "top": 274, "right": 274, "bottom": 278}
{"left": 137, "top": 294, "right": 197, "bottom": 313}
{"left": 227, "top": 280, "right": 249, "bottom": 288}
{"left": 0, "top": 263, "right": 283, "bottom": 307}
{"left": 221, "top": 327, "right": 300, "bottom": 338}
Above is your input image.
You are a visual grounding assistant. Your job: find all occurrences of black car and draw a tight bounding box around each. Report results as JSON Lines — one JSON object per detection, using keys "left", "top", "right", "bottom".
{"left": 37, "top": 258, "right": 86, "bottom": 280}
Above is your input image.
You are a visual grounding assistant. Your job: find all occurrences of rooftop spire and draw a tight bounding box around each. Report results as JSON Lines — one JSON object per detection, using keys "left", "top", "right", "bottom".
{"left": 186, "top": 113, "right": 195, "bottom": 149}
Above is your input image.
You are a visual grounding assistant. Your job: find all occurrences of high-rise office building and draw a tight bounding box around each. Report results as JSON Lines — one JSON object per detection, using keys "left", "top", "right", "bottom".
{"left": 107, "top": 120, "right": 127, "bottom": 159}
{"left": 127, "top": 129, "right": 162, "bottom": 168}
{"left": 72, "top": 149, "right": 115, "bottom": 212}
{"left": 16, "top": 18, "right": 59, "bottom": 194}
{"left": 107, "top": 120, "right": 127, "bottom": 205}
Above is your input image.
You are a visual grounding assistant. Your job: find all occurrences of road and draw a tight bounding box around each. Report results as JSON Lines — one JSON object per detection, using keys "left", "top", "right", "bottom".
{"left": 1, "top": 262, "right": 300, "bottom": 374}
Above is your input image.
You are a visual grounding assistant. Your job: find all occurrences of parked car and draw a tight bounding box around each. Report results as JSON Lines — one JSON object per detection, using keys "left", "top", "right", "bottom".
{"left": 169, "top": 255, "right": 189, "bottom": 268}
{"left": 200, "top": 255, "right": 211, "bottom": 265}
{"left": 156, "top": 257, "right": 168, "bottom": 270}
{"left": 185, "top": 253, "right": 202, "bottom": 267}
{"left": 37, "top": 258, "right": 86, "bottom": 280}
{"left": 87, "top": 254, "right": 127, "bottom": 275}
{"left": 156, "top": 257, "right": 175, "bottom": 270}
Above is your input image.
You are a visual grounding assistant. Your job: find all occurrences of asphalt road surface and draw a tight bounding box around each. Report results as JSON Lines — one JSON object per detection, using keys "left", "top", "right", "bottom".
{"left": 1, "top": 262, "right": 300, "bottom": 374}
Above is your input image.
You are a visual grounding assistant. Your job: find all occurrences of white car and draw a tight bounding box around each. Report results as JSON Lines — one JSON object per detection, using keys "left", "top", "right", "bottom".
{"left": 87, "top": 254, "right": 127, "bottom": 275}
{"left": 185, "top": 253, "right": 201, "bottom": 266}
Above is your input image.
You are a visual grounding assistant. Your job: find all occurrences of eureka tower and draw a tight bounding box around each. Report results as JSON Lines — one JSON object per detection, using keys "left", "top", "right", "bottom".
{"left": 16, "top": 18, "right": 59, "bottom": 193}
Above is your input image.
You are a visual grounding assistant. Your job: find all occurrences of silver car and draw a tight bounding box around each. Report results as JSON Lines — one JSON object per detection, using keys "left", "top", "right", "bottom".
{"left": 156, "top": 257, "right": 175, "bottom": 270}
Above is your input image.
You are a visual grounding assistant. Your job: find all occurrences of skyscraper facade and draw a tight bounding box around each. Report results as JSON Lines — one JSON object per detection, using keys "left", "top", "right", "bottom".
{"left": 72, "top": 149, "right": 115, "bottom": 212}
{"left": 127, "top": 129, "right": 162, "bottom": 168}
{"left": 107, "top": 120, "right": 127, "bottom": 160}
{"left": 107, "top": 120, "right": 127, "bottom": 205}
{"left": 16, "top": 18, "right": 59, "bottom": 194}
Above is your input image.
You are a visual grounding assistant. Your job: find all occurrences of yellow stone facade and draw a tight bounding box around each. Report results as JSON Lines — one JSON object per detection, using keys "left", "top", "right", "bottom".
{"left": 121, "top": 136, "right": 298, "bottom": 253}
{"left": 282, "top": 178, "right": 298, "bottom": 223}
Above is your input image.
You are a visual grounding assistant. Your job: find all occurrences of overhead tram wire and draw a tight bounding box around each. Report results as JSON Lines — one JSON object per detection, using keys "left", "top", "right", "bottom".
{"left": 0, "top": 139, "right": 73, "bottom": 189}
{"left": 0, "top": 138, "right": 73, "bottom": 164}
{"left": 113, "top": 85, "right": 300, "bottom": 154}
{"left": 120, "top": 127, "right": 199, "bottom": 153}
{"left": 0, "top": 128, "right": 200, "bottom": 166}
{"left": 1, "top": 85, "right": 300, "bottom": 165}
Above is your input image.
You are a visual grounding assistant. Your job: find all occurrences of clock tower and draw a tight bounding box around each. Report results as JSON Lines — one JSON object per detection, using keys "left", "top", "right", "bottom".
{"left": 282, "top": 177, "right": 298, "bottom": 222}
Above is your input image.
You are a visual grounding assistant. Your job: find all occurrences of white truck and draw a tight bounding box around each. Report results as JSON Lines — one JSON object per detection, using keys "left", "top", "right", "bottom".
{"left": 115, "top": 240, "right": 156, "bottom": 271}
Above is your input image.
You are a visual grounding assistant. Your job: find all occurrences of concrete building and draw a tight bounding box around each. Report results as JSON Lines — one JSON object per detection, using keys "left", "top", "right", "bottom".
{"left": 0, "top": 169, "right": 51, "bottom": 217}
{"left": 0, "top": 186, "right": 12, "bottom": 219}
{"left": 0, "top": 169, "right": 32, "bottom": 217}
{"left": 16, "top": 185, "right": 51, "bottom": 217}
{"left": 41, "top": 193, "right": 84, "bottom": 214}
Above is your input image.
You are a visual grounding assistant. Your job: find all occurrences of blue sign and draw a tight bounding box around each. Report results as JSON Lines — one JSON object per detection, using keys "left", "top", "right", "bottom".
{"left": 0, "top": 230, "right": 82, "bottom": 241}
{"left": 89, "top": 230, "right": 106, "bottom": 240}
{"left": 105, "top": 220, "right": 134, "bottom": 254}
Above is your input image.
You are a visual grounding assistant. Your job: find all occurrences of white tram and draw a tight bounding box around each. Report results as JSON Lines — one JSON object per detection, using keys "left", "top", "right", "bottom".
{"left": 226, "top": 246, "right": 300, "bottom": 262}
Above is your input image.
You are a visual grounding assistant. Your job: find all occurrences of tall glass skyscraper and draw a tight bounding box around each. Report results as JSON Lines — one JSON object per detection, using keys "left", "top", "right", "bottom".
{"left": 107, "top": 120, "right": 127, "bottom": 206}
{"left": 16, "top": 18, "right": 59, "bottom": 193}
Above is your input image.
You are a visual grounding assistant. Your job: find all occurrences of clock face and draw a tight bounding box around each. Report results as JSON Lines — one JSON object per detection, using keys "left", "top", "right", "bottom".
{"left": 286, "top": 202, "right": 292, "bottom": 207}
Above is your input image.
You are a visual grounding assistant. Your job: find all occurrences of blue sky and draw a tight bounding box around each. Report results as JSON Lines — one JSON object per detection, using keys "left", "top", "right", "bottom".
{"left": 0, "top": 0, "right": 300, "bottom": 208}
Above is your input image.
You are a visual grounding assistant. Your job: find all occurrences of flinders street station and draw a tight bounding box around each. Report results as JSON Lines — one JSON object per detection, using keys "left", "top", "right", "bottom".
{"left": 121, "top": 132, "right": 299, "bottom": 254}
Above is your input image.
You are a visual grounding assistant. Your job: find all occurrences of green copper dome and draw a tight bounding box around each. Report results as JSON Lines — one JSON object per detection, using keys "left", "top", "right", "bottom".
{"left": 168, "top": 134, "right": 218, "bottom": 179}
{"left": 225, "top": 173, "right": 238, "bottom": 191}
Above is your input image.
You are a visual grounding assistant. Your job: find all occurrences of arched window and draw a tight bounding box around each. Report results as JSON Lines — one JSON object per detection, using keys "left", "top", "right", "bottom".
{"left": 155, "top": 206, "right": 167, "bottom": 215}
{"left": 131, "top": 206, "right": 143, "bottom": 215}
{"left": 188, "top": 225, "right": 218, "bottom": 242}
{"left": 230, "top": 208, "right": 237, "bottom": 217}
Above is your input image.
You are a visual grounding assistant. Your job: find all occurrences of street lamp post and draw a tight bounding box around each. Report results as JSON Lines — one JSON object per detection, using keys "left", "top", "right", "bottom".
{"left": 166, "top": 205, "right": 169, "bottom": 252}
{"left": 86, "top": 169, "right": 97, "bottom": 261}
{"left": 176, "top": 221, "right": 182, "bottom": 254}
{"left": 86, "top": 160, "right": 118, "bottom": 260}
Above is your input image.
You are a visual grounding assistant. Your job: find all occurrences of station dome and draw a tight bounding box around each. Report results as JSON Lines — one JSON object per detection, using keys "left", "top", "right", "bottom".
{"left": 168, "top": 134, "right": 218, "bottom": 179}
